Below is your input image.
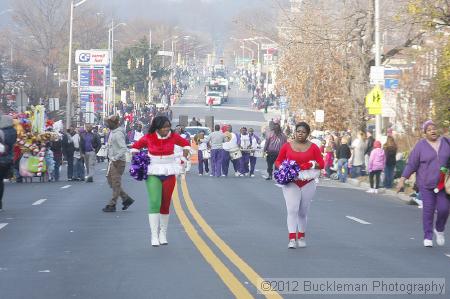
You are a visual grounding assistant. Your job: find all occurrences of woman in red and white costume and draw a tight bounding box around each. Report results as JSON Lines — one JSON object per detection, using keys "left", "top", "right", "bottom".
{"left": 275, "top": 122, "right": 325, "bottom": 249}
{"left": 131, "top": 116, "right": 190, "bottom": 247}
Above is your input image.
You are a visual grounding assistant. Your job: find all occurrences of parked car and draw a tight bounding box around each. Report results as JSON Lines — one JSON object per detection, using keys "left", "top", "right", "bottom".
{"left": 184, "top": 126, "right": 211, "bottom": 140}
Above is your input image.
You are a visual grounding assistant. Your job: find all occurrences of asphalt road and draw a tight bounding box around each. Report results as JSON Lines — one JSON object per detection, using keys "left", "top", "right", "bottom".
{"left": 0, "top": 88, "right": 449, "bottom": 299}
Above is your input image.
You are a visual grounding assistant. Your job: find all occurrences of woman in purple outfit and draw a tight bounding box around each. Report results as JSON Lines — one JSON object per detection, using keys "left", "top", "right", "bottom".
{"left": 397, "top": 120, "right": 450, "bottom": 247}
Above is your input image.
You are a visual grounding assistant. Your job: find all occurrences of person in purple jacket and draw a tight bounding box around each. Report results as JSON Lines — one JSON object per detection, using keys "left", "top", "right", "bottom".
{"left": 397, "top": 120, "right": 450, "bottom": 248}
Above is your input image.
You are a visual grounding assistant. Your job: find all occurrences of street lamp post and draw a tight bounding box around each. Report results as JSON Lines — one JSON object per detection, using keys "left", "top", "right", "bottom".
{"left": 246, "top": 39, "right": 260, "bottom": 65}
{"left": 66, "top": 0, "right": 89, "bottom": 130}
{"left": 107, "top": 21, "right": 126, "bottom": 116}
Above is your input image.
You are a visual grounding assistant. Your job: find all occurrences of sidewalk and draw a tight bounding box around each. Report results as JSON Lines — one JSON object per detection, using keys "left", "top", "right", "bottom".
{"left": 344, "top": 177, "right": 413, "bottom": 203}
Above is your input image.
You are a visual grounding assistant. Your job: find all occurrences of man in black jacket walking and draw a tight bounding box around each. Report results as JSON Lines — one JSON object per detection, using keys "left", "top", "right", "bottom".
{"left": 62, "top": 127, "right": 76, "bottom": 181}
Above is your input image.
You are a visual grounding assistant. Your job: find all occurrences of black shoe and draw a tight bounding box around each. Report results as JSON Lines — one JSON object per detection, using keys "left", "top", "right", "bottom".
{"left": 102, "top": 205, "right": 116, "bottom": 212}
{"left": 265, "top": 176, "right": 272, "bottom": 180}
{"left": 86, "top": 176, "right": 93, "bottom": 183}
{"left": 122, "top": 198, "right": 135, "bottom": 210}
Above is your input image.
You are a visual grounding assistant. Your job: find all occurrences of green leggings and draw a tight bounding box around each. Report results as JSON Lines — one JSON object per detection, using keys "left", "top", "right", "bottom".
{"left": 145, "top": 175, "right": 176, "bottom": 214}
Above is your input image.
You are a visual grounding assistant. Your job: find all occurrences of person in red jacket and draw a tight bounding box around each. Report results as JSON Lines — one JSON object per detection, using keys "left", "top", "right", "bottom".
{"left": 275, "top": 122, "right": 325, "bottom": 249}
{"left": 131, "top": 116, "right": 190, "bottom": 247}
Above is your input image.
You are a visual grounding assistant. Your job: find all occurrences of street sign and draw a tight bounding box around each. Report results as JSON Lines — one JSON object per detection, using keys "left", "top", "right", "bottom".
{"left": 384, "top": 79, "right": 399, "bottom": 89}
{"left": 75, "top": 50, "right": 109, "bottom": 66}
{"left": 263, "top": 54, "right": 273, "bottom": 62}
{"left": 157, "top": 51, "right": 174, "bottom": 57}
{"left": 382, "top": 90, "right": 397, "bottom": 117}
{"left": 261, "top": 43, "right": 277, "bottom": 50}
{"left": 365, "top": 86, "right": 383, "bottom": 115}
{"left": 370, "top": 66, "right": 384, "bottom": 85}
{"left": 315, "top": 110, "right": 325, "bottom": 123}
{"left": 49, "top": 98, "right": 59, "bottom": 111}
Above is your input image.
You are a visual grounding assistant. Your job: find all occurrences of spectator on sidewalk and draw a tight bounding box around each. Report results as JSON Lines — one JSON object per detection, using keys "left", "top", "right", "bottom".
{"left": 336, "top": 136, "right": 351, "bottom": 183}
{"left": 50, "top": 131, "right": 63, "bottom": 182}
{"left": 350, "top": 131, "right": 367, "bottom": 178}
{"left": 72, "top": 128, "right": 84, "bottom": 181}
{"left": 383, "top": 136, "right": 397, "bottom": 188}
{"left": 367, "top": 140, "right": 385, "bottom": 194}
{"left": 189, "top": 117, "right": 201, "bottom": 126}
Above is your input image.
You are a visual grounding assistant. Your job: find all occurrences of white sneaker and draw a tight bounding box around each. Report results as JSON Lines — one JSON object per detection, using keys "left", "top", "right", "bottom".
{"left": 366, "top": 189, "right": 374, "bottom": 193}
{"left": 434, "top": 229, "right": 445, "bottom": 246}
{"left": 297, "top": 237, "right": 306, "bottom": 248}
{"left": 288, "top": 239, "right": 296, "bottom": 249}
{"left": 221, "top": 174, "right": 226, "bottom": 177}
{"left": 209, "top": 174, "right": 214, "bottom": 177}
{"left": 250, "top": 174, "right": 255, "bottom": 177}
{"left": 198, "top": 173, "right": 203, "bottom": 176}
{"left": 374, "top": 189, "right": 378, "bottom": 194}
{"left": 235, "top": 172, "right": 241, "bottom": 177}
{"left": 424, "top": 239, "right": 433, "bottom": 247}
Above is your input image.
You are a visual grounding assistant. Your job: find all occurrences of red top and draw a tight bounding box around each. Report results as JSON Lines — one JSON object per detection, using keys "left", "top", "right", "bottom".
{"left": 275, "top": 142, "right": 325, "bottom": 188}
{"left": 132, "top": 132, "right": 190, "bottom": 156}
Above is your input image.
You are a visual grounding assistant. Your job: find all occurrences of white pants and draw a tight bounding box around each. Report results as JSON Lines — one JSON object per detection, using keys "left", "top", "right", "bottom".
{"left": 282, "top": 181, "right": 317, "bottom": 233}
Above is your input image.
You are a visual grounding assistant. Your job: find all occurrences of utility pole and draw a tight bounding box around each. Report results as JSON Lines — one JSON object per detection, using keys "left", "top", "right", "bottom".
{"left": 170, "top": 39, "right": 174, "bottom": 95}
{"left": 374, "top": 0, "right": 382, "bottom": 140}
{"left": 66, "top": 1, "right": 75, "bottom": 130}
{"left": 148, "top": 29, "right": 152, "bottom": 103}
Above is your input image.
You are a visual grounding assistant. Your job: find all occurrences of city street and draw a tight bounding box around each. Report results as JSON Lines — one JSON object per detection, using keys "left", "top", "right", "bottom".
{"left": 0, "top": 89, "right": 449, "bottom": 299}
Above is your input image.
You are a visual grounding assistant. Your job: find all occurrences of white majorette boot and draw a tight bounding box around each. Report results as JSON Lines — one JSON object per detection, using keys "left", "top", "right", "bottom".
{"left": 434, "top": 229, "right": 445, "bottom": 246}
{"left": 148, "top": 214, "right": 160, "bottom": 247}
{"left": 159, "top": 214, "right": 169, "bottom": 245}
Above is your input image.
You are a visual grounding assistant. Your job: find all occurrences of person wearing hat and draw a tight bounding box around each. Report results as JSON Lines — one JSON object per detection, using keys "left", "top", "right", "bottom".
{"left": 367, "top": 140, "right": 385, "bottom": 194}
{"left": 397, "top": 120, "right": 450, "bottom": 247}
{"left": 102, "top": 115, "right": 134, "bottom": 212}
{"left": 0, "top": 114, "right": 17, "bottom": 211}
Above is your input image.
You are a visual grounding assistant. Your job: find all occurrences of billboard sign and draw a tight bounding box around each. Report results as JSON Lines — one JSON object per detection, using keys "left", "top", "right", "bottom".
{"left": 75, "top": 50, "right": 109, "bottom": 65}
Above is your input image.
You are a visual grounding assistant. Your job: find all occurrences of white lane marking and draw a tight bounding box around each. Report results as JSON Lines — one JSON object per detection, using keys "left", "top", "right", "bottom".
{"left": 346, "top": 216, "right": 371, "bottom": 225}
{"left": 38, "top": 270, "right": 51, "bottom": 273}
{"left": 445, "top": 254, "right": 450, "bottom": 259}
{"left": 32, "top": 199, "right": 47, "bottom": 206}
{"left": 0, "top": 223, "right": 8, "bottom": 230}
{"left": 61, "top": 185, "right": 71, "bottom": 189}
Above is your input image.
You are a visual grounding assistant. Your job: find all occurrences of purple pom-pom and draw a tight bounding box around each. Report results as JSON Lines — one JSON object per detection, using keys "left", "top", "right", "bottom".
{"left": 129, "top": 151, "right": 151, "bottom": 181}
{"left": 274, "top": 159, "right": 300, "bottom": 185}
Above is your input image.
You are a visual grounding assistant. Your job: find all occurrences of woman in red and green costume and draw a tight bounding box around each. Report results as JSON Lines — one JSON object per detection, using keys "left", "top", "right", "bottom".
{"left": 131, "top": 116, "right": 190, "bottom": 246}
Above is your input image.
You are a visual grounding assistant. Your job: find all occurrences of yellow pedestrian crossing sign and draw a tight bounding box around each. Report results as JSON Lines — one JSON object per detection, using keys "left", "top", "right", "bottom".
{"left": 365, "top": 86, "right": 383, "bottom": 115}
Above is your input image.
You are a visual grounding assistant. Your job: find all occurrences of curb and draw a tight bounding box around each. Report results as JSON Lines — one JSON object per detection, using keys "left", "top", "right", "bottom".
{"left": 346, "top": 178, "right": 411, "bottom": 203}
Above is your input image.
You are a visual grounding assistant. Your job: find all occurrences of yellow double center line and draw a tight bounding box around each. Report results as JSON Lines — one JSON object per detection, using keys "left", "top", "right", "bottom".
{"left": 173, "top": 175, "right": 282, "bottom": 299}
